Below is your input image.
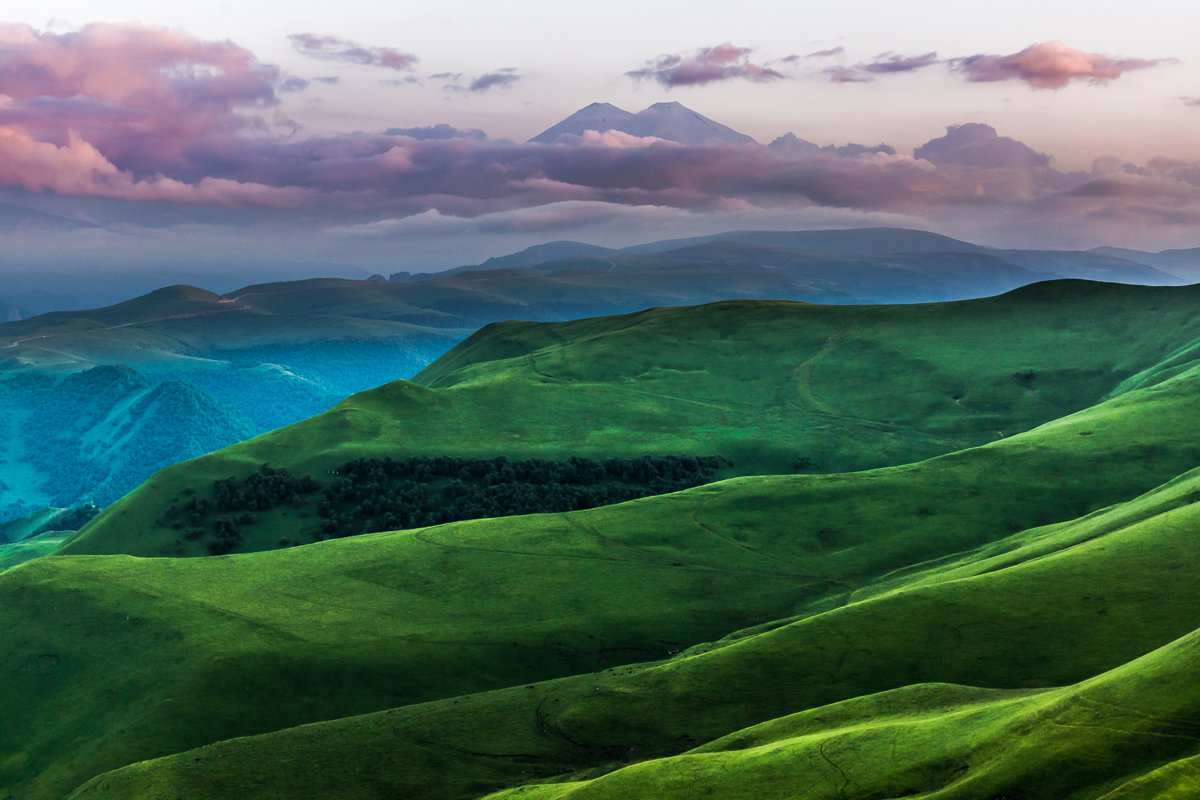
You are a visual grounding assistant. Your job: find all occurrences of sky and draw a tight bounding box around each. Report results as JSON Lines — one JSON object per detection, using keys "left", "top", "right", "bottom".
{"left": 2, "top": 0, "right": 1200, "bottom": 288}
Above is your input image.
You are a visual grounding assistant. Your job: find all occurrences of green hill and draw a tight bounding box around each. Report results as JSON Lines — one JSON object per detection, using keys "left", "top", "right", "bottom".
{"left": 64, "top": 281, "right": 1200, "bottom": 558}
{"left": 9, "top": 410, "right": 1200, "bottom": 799}
{"left": 8, "top": 279, "right": 1200, "bottom": 798}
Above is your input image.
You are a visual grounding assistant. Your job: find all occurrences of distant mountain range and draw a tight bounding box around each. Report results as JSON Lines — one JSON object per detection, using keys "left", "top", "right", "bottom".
{"left": 449, "top": 226, "right": 1189, "bottom": 291}
{"left": 0, "top": 201, "right": 97, "bottom": 235}
{"left": 0, "top": 261, "right": 373, "bottom": 320}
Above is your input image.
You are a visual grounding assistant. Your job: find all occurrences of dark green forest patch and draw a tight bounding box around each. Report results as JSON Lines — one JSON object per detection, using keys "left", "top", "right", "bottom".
{"left": 165, "top": 456, "right": 728, "bottom": 555}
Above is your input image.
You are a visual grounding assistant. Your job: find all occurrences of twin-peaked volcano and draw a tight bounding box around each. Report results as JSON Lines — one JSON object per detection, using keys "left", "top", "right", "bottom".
{"left": 528, "top": 101, "right": 758, "bottom": 146}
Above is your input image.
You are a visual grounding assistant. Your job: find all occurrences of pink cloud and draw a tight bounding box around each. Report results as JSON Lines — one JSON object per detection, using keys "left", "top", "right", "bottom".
{"left": 0, "top": 22, "right": 281, "bottom": 174}
{"left": 954, "top": 41, "right": 1170, "bottom": 89}
{"left": 915, "top": 123, "right": 1050, "bottom": 171}
{"left": 0, "top": 127, "right": 305, "bottom": 206}
{"left": 0, "top": 23, "right": 277, "bottom": 108}
{"left": 626, "top": 43, "right": 784, "bottom": 87}
{"left": 288, "top": 34, "right": 417, "bottom": 71}
{"left": 575, "top": 130, "right": 677, "bottom": 148}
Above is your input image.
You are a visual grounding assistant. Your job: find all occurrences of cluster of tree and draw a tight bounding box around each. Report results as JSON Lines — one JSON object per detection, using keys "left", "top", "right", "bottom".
{"left": 213, "top": 464, "right": 319, "bottom": 511}
{"left": 204, "top": 515, "right": 256, "bottom": 555}
{"left": 317, "top": 454, "right": 727, "bottom": 538}
{"left": 171, "top": 494, "right": 256, "bottom": 555}
{"left": 167, "top": 464, "right": 317, "bottom": 555}
{"left": 333, "top": 454, "right": 724, "bottom": 486}
{"left": 171, "top": 454, "right": 727, "bottom": 555}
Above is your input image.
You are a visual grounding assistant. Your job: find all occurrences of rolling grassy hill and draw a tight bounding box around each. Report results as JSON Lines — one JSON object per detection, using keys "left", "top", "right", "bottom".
{"left": 64, "top": 280, "right": 1200, "bottom": 558}
{"left": 75, "top": 561, "right": 1200, "bottom": 800}
{"left": 9, "top": 382, "right": 1200, "bottom": 798}
{"left": 8, "top": 279, "right": 1200, "bottom": 798}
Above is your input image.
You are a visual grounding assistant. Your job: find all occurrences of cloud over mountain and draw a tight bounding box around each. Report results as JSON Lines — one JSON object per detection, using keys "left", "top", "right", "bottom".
{"left": 627, "top": 43, "right": 784, "bottom": 87}
{"left": 383, "top": 124, "right": 487, "bottom": 141}
{"left": 915, "top": 123, "right": 1051, "bottom": 170}
{"left": 953, "top": 41, "right": 1169, "bottom": 89}
{"left": 179, "top": 113, "right": 1200, "bottom": 251}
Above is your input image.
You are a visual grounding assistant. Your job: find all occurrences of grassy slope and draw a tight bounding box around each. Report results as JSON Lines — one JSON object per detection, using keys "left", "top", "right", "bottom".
{"left": 62, "top": 459, "right": 1200, "bottom": 800}
{"left": 473, "top": 628, "right": 1200, "bottom": 800}
{"left": 0, "top": 531, "right": 70, "bottom": 570}
{"left": 64, "top": 281, "right": 1200, "bottom": 557}
{"left": 5, "top": 363, "right": 1200, "bottom": 798}
{"left": 11, "top": 280, "right": 1200, "bottom": 797}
